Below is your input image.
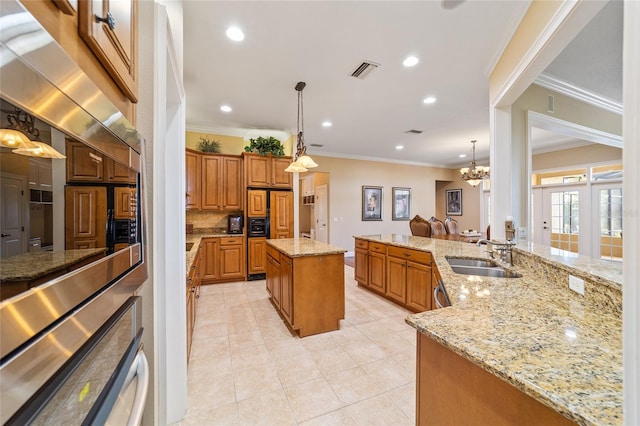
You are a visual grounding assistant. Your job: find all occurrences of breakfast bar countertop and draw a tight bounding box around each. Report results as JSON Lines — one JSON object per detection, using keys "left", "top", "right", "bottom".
{"left": 355, "top": 234, "right": 622, "bottom": 426}
{"left": 266, "top": 238, "right": 347, "bottom": 258}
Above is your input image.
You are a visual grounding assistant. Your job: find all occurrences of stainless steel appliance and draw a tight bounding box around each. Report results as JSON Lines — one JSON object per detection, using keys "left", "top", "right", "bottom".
{"left": 1, "top": 2, "right": 148, "bottom": 424}
{"left": 248, "top": 217, "right": 268, "bottom": 237}
{"left": 227, "top": 214, "right": 243, "bottom": 234}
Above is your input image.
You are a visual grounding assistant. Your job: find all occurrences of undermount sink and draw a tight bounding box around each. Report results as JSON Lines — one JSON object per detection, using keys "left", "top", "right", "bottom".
{"left": 446, "top": 257, "right": 522, "bottom": 278}
{"left": 186, "top": 242, "right": 194, "bottom": 251}
{"left": 446, "top": 257, "right": 498, "bottom": 268}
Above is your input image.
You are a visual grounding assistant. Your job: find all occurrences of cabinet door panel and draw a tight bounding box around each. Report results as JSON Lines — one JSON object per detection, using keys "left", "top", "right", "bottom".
{"left": 105, "top": 158, "right": 134, "bottom": 183}
{"left": 271, "top": 157, "right": 293, "bottom": 188}
{"left": 245, "top": 155, "right": 270, "bottom": 187}
{"left": 354, "top": 248, "right": 369, "bottom": 285}
{"left": 222, "top": 157, "right": 242, "bottom": 210}
{"left": 270, "top": 191, "right": 293, "bottom": 239}
{"left": 185, "top": 150, "right": 201, "bottom": 210}
{"left": 386, "top": 257, "right": 407, "bottom": 304}
{"left": 248, "top": 190, "right": 267, "bottom": 217}
{"left": 201, "top": 156, "right": 221, "bottom": 210}
{"left": 248, "top": 238, "right": 267, "bottom": 275}
{"left": 368, "top": 252, "right": 386, "bottom": 293}
{"left": 266, "top": 254, "right": 281, "bottom": 308}
{"left": 219, "top": 244, "right": 245, "bottom": 279}
{"left": 280, "top": 255, "right": 293, "bottom": 324}
{"left": 66, "top": 141, "right": 104, "bottom": 182}
{"left": 114, "top": 187, "right": 133, "bottom": 219}
{"left": 78, "top": 0, "right": 138, "bottom": 102}
{"left": 201, "top": 238, "right": 219, "bottom": 281}
{"left": 407, "top": 261, "right": 432, "bottom": 311}
{"left": 65, "top": 186, "right": 107, "bottom": 249}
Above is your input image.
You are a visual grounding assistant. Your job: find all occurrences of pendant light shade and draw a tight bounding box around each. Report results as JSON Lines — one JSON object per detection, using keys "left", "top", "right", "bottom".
{"left": 1, "top": 108, "right": 65, "bottom": 158}
{"left": 286, "top": 82, "right": 318, "bottom": 173}
{"left": 13, "top": 141, "right": 66, "bottom": 159}
{"left": 0, "top": 128, "right": 39, "bottom": 149}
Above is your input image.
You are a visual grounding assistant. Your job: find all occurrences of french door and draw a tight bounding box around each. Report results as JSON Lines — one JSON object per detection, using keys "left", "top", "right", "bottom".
{"left": 592, "top": 183, "right": 623, "bottom": 261}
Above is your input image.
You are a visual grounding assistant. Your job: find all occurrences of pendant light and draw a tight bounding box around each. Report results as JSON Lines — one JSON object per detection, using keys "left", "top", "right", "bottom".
{"left": 1, "top": 108, "right": 66, "bottom": 158}
{"left": 460, "top": 140, "right": 489, "bottom": 187}
{"left": 285, "top": 81, "right": 318, "bottom": 173}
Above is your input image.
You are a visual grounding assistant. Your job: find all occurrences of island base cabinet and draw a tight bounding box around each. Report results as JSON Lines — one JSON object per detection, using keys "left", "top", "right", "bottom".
{"left": 266, "top": 245, "right": 345, "bottom": 338}
{"left": 416, "top": 333, "right": 576, "bottom": 426}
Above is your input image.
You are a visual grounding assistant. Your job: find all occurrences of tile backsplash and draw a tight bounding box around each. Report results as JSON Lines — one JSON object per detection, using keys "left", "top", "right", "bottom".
{"left": 186, "top": 210, "right": 240, "bottom": 231}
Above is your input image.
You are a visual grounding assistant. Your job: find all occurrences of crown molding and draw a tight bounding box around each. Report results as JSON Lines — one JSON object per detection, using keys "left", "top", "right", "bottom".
{"left": 534, "top": 73, "right": 623, "bottom": 115}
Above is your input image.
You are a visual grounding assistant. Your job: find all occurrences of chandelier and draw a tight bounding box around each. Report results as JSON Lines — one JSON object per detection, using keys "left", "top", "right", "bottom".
{"left": 0, "top": 108, "right": 65, "bottom": 158}
{"left": 285, "top": 81, "right": 318, "bottom": 173}
{"left": 460, "top": 140, "right": 489, "bottom": 187}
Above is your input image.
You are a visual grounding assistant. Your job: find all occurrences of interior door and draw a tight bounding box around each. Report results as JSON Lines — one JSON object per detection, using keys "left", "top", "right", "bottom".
{"left": 314, "top": 184, "right": 328, "bottom": 243}
{"left": 1, "top": 173, "right": 26, "bottom": 258}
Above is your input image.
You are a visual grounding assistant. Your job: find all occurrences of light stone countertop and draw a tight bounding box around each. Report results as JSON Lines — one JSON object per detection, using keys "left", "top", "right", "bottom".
{"left": 355, "top": 234, "right": 622, "bottom": 426}
{"left": 266, "top": 238, "right": 347, "bottom": 257}
{"left": 0, "top": 248, "right": 107, "bottom": 282}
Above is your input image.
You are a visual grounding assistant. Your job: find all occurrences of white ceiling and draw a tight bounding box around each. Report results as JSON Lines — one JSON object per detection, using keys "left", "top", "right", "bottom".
{"left": 183, "top": 0, "right": 621, "bottom": 168}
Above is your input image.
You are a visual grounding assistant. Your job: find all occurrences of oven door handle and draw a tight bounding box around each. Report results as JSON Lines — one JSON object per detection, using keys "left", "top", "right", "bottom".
{"left": 123, "top": 349, "right": 149, "bottom": 426}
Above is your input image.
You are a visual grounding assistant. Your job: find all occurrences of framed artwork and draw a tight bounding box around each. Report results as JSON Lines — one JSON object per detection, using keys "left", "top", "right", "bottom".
{"left": 446, "top": 189, "right": 462, "bottom": 216}
{"left": 362, "top": 186, "right": 383, "bottom": 221}
{"left": 392, "top": 187, "right": 411, "bottom": 221}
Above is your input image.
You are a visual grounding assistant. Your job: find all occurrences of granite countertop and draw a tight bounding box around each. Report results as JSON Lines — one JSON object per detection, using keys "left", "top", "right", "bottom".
{"left": 355, "top": 234, "right": 622, "bottom": 426}
{"left": 0, "top": 248, "right": 107, "bottom": 282}
{"left": 267, "top": 238, "right": 347, "bottom": 258}
{"left": 185, "top": 232, "right": 244, "bottom": 271}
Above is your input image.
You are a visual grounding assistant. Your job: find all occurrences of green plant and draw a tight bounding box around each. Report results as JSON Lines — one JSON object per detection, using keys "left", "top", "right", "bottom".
{"left": 198, "top": 136, "right": 221, "bottom": 153}
{"left": 243, "top": 136, "right": 285, "bottom": 157}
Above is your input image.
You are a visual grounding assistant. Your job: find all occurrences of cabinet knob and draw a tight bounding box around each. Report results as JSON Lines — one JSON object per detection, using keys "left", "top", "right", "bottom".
{"left": 95, "top": 11, "right": 116, "bottom": 31}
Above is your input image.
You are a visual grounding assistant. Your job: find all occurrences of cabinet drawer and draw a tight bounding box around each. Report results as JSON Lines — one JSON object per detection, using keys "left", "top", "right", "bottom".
{"left": 220, "top": 237, "right": 243, "bottom": 246}
{"left": 355, "top": 239, "right": 369, "bottom": 250}
{"left": 266, "top": 244, "right": 281, "bottom": 260}
{"left": 387, "top": 246, "right": 431, "bottom": 264}
{"left": 369, "top": 242, "right": 387, "bottom": 254}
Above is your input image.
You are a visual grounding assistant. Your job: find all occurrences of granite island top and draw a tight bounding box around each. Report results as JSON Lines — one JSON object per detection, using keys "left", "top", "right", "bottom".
{"left": 267, "top": 238, "right": 347, "bottom": 258}
{"left": 0, "top": 248, "right": 107, "bottom": 282}
{"left": 355, "top": 234, "right": 622, "bottom": 426}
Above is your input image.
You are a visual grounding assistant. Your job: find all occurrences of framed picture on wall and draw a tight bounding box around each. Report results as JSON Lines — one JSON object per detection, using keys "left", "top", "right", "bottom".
{"left": 446, "top": 189, "right": 462, "bottom": 216}
{"left": 392, "top": 187, "right": 411, "bottom": 221}
{"left": 362, "top": 186, "right": 383, "bottom": 221}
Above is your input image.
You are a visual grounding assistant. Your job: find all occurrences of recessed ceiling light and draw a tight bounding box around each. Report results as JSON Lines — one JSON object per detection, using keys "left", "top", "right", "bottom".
{"left": 220, "top": 105, "right": 232, "bottom": 112}
{"left": 423, "top": 96, "right": 436, "bottom": 104}
{"left": 322, "top": 121, "right": 332, "bottom": 127}
{"left": 459, "top": 154, "right": 466, "bottom": 158}
{"left": 396, "top": 145, "right": 404, "bottom": 150}
{"left": 403, "top": 56, "right": 419, "bottom": 67}
{"left": 226, "top": 26, "right": 245, "bottom": 41}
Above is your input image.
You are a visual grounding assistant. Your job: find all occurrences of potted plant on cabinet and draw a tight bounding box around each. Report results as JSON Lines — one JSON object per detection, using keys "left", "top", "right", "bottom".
{"left": 243, "top": 136, "right": 285, "bottom": 157}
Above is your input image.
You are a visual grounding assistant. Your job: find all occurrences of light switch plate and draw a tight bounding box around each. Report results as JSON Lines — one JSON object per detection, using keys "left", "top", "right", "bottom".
{"left": 569, "top": 275, "right": 585, "bottom": 295}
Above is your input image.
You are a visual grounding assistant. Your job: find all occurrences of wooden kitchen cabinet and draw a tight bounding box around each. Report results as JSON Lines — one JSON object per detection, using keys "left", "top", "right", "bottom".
{"left": 416, "top": 334, "right": 574, "bottom": 426}
{"left": 354, "top": 239, "right": 369, "bottom": 285}
{"left": 218, "top": 237, "right": 245, "bottom": 280}
{"left": 185, "top": 149, "right": 201, "bottom": 210}
{"left": 65, "top": 186, "right": 107, "bottom": 249}
{"left": 354, "top": 238, "right": 436, "bottom": 313}
{"left": 66, "top": 140, "right": 105, "bottom": 182}
{"left": 199, "top": 153, "right": 242, "bottom": 211}
{"left": 266, "top": 241, "right": 345, "bottom": 337}
{"left": 114, "top": 186, "right": 135, "bottom": 219}
{"left": 270, "top": 191, "right": 293, "bottom": 239}
{"left": 78, "top": 0, "right": 138, "bottom": 103}
{"left": 248, "top": 237, "right": 267, "bottom": 275}
{"left": 200, "top": 237, "right": 219, "bottom": 282}
{"left": 247, "top": 189, "right": 267, "bottom": 217}
{"left": 201, "top": 236, "right": 246, "bottom": 283}
{"left": 105, "top": 157, "right": 136, "bottom": 183}
{"left": 243, "top": 153, "right": 293, "bottom": 189}
{"left": 187, "top": 244, "right": 201, "bottom": 362}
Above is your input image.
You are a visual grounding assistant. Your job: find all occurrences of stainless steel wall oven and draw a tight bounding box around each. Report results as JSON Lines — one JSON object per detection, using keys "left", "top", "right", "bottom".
{"left": 0, "top": 2, "right": 149, "bottom": 424}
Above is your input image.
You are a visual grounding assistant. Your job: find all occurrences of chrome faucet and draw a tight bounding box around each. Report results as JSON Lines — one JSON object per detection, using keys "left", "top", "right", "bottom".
{"left": 476, "top": 239, "right": 514, "bottom": 265}
{"left": 476, "top": 239, "right": 490, "bottom": 246}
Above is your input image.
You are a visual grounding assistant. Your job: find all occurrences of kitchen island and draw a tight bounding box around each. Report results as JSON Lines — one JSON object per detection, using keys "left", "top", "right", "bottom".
{"left": 266, "top": 238, "right": 346, "bottom": 337}
{"left": 355, "top": 234, "right": 622, "bottom": 426}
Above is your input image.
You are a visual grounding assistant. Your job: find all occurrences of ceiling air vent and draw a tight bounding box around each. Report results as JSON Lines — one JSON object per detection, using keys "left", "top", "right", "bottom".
{"left": 310, "top": 144, "right": 324, "bottom": 148}
{"left": 350, "top": 60, "right": 380, "bottom": 79}
{"left": 406, "top": 129, "right": 423, "bottom": 134}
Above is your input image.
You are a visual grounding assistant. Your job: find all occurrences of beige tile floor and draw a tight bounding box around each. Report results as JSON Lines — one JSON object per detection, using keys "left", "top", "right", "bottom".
{"left": 182, "top": 265, "right": 417, "bottom": 425}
